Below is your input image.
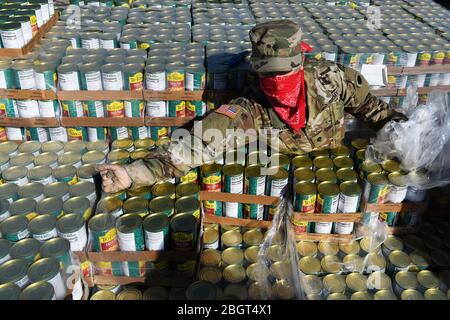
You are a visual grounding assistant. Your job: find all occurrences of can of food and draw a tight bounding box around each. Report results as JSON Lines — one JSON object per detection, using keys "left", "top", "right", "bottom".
{"left": 350, "top": 138, "right": 368, "bottom": 156}
{"left": 39, "top": 237, "right": 73, "bottom": 276}
{"left": 116, "top": 288, "right": 142, "bottom": 301}
{"left": 366, "top": 271, "right": 392, "bottom": 292}
{"left": 12, "top": 61, "right": 35, "bottom": 89}
{"left": 17, "top": 182, "right": 44, "bottom": 202}
{"left": 25, "top": 128, "right": 47, "bottom": 144}
{"left": 387, "top": 250, "right": 411, "bottom": 275}
{"left": 314, "top": 182, "right": 339, "bottom": 234}
{"left": 382, "top": 235, "right": 404, "bottom": 258}
{"left": 221, "top": 229, "right": 243, "bottom": 250}
{"left": 394, "top": 271, "right": 418, "bottom": 297}
{"left": 170, "top": 212, "right": 197, "bottom": 251}
{"left": 0, "top": 199, "right": 11, "bottom": 224}
{"left": 0, "top": 141, "right": 19, "bottom": 157}
{"left": 363, "top": 172, "right": 389, "bottom": 205}
{"left": 116, "top": 214, "right": 145, "bottom": 277}
{"left": 336, "top": 168, "right": 358, "bottom": 184}
{"left": 313, "top": 156, "right": 334, "bottom": 171}
{"left": 175, "top": 196, "right": 200, "bottom": 220}
{"left": 107, "top": 149, "right": 129, "bottom": 164}
{"left": 315, "top": 168, "right": 337, "bottom": 184}
{"left": 86, "top": 140, "right": 109, "bottom": 156}
{"left": 222, "top": 164, "right": 244, "bottom": 218}
{"left": 56, "top": 213, "right": 87, "bottom": 252}
{"left": 96, "top": 196, "right": 123, "bottom": 219}
{"left": 400, "top": 289, "right": 424, "bottom": 300}
{"left": 417, "top": 270, "right": 440, "bottom": 293}
{"left": 296, "top": 241, "right": 318, "bottom": 258}
{"left": 322, "top": 274, "right": 346, "bottom": 295}
{"left": 125, "top": 186, "right": 150, "bottom": 200}
{"left": 359, "top": 161, "right": 382, "bottom": 180}
{"left": 148, "top": 196, "right": 173, "bottom": 217}
{"left": 0, "top": 259, "right": 30, "bottom": 288}
{"left": 46, "top": 127, "right": 65, "bottom": 143}
{"left": 69, "top": 181, "right": 96, "bottom": 206}
{"left": 166, "top": 62, "right": 185, "bottom": 91}
{"left": 244, "top": 165, "right": 266, "bottom": 220}
{"left": 10, "top": 152, "right": 34, "bottom": 169}
{"left": 334, "top": 181, "right": 361, "bottom": 235}
{"left": 53, "top": 165, "right": 77, "bottom": 185}
{"left": 2, "top": 166, "right": 28, "bottom": 186}
{"left": 333, "top": 156, "right": 354, "bottom": 171}
{"left": 10, "top": 198, "right": 37, "bottom": 221}
{"left": 151, "top": 181, "right": 175, "bottom": 200}
{"left": 43, "top": 182, "right": 69, "bottom": 202}
{"left": 373, "top": 289, "right": 398, "bottom": 300}
{"left": 123, "top": 196, "right": 149, "bottom": 217}
{"left": 265, "top": 167, "right": 289, "bottom": 219}
{"left": 200, "top": 163, "right": 222, "bottom": 216}
{"left": 34, "top": 152, "right": 58, "bottom": 169}
{"left": 0, "top": 183, "right": 19, "bottom": 204}
{"left": 27, "top": 214, "right": 57, "bottom": 242}
{"left": 221, "top": 247, "right": 244, "bottom": 267}
{"left": 19, "top": 281, "right": 55, "bottom": 300}
{"left": 298, "top": 256, "right": 321, "bottom": 275}
{"left": 63, "top": 196, "right": 92, "bottom": 220}
{"left": 292, "top": 182, "right": 316, "bottom": 233}
{"left": 175, "top": 182, "right": 200, "bottom": 200}
{"left": 0, "top": 282, "right": 20, "bottom": 300}
{"left": 198, "top": 266, "right": 222, "bottom": 285}
{"left": 27, "top": 257, "right": 66, "bottom": 300}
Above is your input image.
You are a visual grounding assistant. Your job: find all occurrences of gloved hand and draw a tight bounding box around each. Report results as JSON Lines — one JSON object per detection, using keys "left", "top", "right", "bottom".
{"left": 96, "top": 164, "right": 132, "bottom": 193}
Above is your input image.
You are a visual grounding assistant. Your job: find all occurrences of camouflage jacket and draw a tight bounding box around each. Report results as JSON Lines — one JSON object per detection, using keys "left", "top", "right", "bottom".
{"left": 125, "top": 59, "right": 396, "bottom": 187}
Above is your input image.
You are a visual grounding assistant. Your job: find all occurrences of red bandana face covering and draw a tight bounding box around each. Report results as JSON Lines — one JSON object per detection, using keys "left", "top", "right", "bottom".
{"left": 259, "top": 42, "right": 312, "bottom": 133}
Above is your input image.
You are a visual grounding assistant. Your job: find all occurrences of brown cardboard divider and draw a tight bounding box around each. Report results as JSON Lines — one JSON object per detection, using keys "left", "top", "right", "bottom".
{"left": 91, "top": 275, "right": 193, "bottom": 287}
{"left": 389, "top": 226, "right": 418, "bottom": 235}
{"left": 0, "top": 89, "right": 56, "bottom": 100}
{"left": 387, "top": 64, "right": 450, "bottom": 75}
{"left": 144, "top": 90, "right": 204, "bottom": 101}
{"left": 0, "top": 117, "right": 59, "bottom": 127}
{"left": 292, "top": 212, "right": 362, "bottom": 222}
{"left": 57, "top": 90, "right": 144, "bottom": 101}
{"left": 0, "top": 13, "right": 59, "bottom": 58}
{"left": 85, "top": 250, "right": 197, "bottom": 262}
{"left": 199, "top": 191, "right": 280, "bottom": 206}
{"left": 363, "top": 202, "right": 428, "bottom": 213}
{"left": 204, "top": 215, "right": 272, "bottom": 229}
{"left": 295, "top": 233, "right": 353, "bottom": 242}
{"left": 145, "top": 116, "right": 195, "bottom": 127}
{"left": 61, "top": 117, "right": 144, "bottom": 127}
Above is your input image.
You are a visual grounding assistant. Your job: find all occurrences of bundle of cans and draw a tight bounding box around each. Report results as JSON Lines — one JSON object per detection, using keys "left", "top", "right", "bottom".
{"left": 125, "top": 6, "right": 192, "bottom": 26}
{"left": 89, "top": 283, "right": 185, "bottom": 300}
{"left": 192, "top": 3, "right": 255, "bottom": 26}
{"left": 68, "top": 0, "right": 131, "bottom": 7}
{"left": 0, "top": 0, "right": 56, "bottom": 49}
{"left": 192, "top": 24, "right": 252, "bottom": 44}
{"left": 130, "top": 0, "right": 192, "bottom": 9}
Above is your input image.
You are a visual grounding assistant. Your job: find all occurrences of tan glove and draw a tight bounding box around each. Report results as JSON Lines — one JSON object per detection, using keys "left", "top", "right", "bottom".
{"left": 96, "top": 164, "right": 132, "bottom": 193}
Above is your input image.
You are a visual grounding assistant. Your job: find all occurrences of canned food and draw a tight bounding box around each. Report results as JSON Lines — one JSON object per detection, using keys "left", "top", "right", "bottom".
{"left": 53, "top": 165, "right": 78, "bottom": 185}
{"left": 69, "top": 181, "right": 96, "bottom": 206}
{"left": 244, "top": 165, "right": 266, "bottom": 220}
{"left": 152, "top": 182, "right": 175, "bottom": 199}
{"left": 323, "top": 274, "right": 346, "bottom": 294}
{"left": 336, "top": 168, "right": 358, "bottom": 184}
{"left": 56, "top": 213, "right": 87, "bottom": 252}
{"left": 28, "top": 214, "right": 57, "bottom": 242}
{"left": 401, "top": 289, "right": 424, "bottom": 300}
{"left": 185, "top": 281, "right": 217, "bottom": 300}
{"left": 339, "top": 240, "right": 360, "bottom": 256}
{"left": 41, "top": 141, "right": 64, "bottom": 155}
{"left": 222, "top": 164, "right": 244, "bottom": 218}
{"left": 134, "top": 138, "right": 155, "bottom": 150}
{"left": 200, "top": 249, "right": 222, "bottom": 267}
{"left": 0, "top": 259, "right": 30, "bottom": 288}
{"left": 111, "top": 139, "right": 134, "bottom": 152}
{"left": 221, "top": 230, "right": 242, "bottom": 249}
{"left": 424, "top": 288, "right": 447, "bottom": 300}
{"left": 17, "top": 182, "right": 44, "bottom": 202}
{"left": 0, "top": 183, "right": 19, "bottom": 204}
{"left": 243, "top": 229, "right": 264, "bottom": 248}
{"left": 315, "top": 168, "right": 337, "bottom": 184}
{"left": 394, "top": 271, "right": 418, "bottom": 297}
{"left": 360, "top": 161, "right": 383, "bottom": 180}
{"left": 10, "top": 198, "right": 37, "bottom": 221}
{"left": 201, "top": 163, "right": 222, "bottom": 217}
{"left": 346, "top": 272, "right": 368, "bottom": 294}
{"left": 9, "top": 238, "right": 41, "bottom": 261}
{"left": 39, "top": 237, "right": 73, "bottom": 275}
{"left": 63, "top": 196, "right": 92, "bottom": 221}
{"left": 3, "top": 166, "right": 29, "bottom": 186}
{"left": 409, "top": 251, "right": 430, "bottom": 272}
{"left": 0, "top": 283, "right": 21, "bottom": 300}
{"left": 296, "top": 241, "right": 318, "bottom": 258}
{"left": 10, "top": 153, "right": 35, "bottom": 169}
{"left": 96, "top": 196, "right": 123, "bottom": 219}
{"left": 299, "top": 256, "right": 321, "bottom": 275}
{"left": 203, "top": 227, "right": 219, "bottom": 250}
{"left": 222, "top": 247, "right": 244, "bottom": 266}
{"left": 292, "top": 155, "right": 313, "bottom": 171}
{"left": 142, "top": 213, "right": 169, "bottom": 251}
{"left": 170, "top": 213, "right": 197, "bottom": 251}
{"left": 116, "top": 214, "right": 145, "bottom": 277}
{"left": 76, "top": 164, "right": 97, "bottom": 183}
{"left": 28, "top": 165, "right": 53, "bottom": 185}
{"left": 321, "top": 255, "right": 342, "bottom": 274}
{"left": 417, "top": 270, "right": 440, "bottom": 293}
{"left": 333, "top": 156, "right": 354, "bottom": 170}
{"left": 123, "top": 196, "right": 150, "bottom": 217}
{"left": 265, "top": 167, "right": 289, "bottom": 218}
{"left": 313, "top": 156, "right": 333, "bottom": 171}
{"left": 176, "top": 182, "right": 200, "bottom": 199}
{"left": 294, "top": 168, "right": 315, "bottom": 184}
{"left": 148, "top": 196, "right": 174, "bottom": 217}
{"left": 244, "top": 246, "right": 259, "bottom": 264}
{"left": 374, "top": 289, "right": 398, "bottom": 300}
{"left": 343, "top": 254, "right": 364, "bottom": 273}
{"left": 223, "top": 264, "right": 246, "bottom": 284}
{"left": 386, "top": 171, "right": 408, "bottom": 204}
{"left": 382, "top": 235, "right": 404, "bottom": 258}
{"left": 387, "top": 250, "right": 411, "bottom": 275}
{"left": 28, "top": 257, "right": 67, "bottom": 300}
{"left": 270, "top": 260, "right": 292, "bottom": 280}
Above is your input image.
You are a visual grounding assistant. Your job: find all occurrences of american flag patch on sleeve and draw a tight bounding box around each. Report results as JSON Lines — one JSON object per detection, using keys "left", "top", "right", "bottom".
{"left": 215, "top": 104, "right": 241, "bottom": 119}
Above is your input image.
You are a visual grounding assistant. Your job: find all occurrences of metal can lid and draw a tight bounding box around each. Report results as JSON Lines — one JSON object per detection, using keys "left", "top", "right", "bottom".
{"left": 339, "top": 181, "right": 362, "bottom": 197}
{"left": 267, "top": 166, "right": 289, "bottom": 181}
{"left": 27, "top": 257, "right": 60, "bottom": 282}
{"left": 0, "top": 198, "right": 9, "bottom": 216}
{"left": 0, "top": 283, "right": 21, "bottom": 300}
{"left": 318, "top": 241, "right": 339, "bottom": 256}
{"left": 222, "top": 163, "right": 244, "bottom": 177}
{"left": 346, "top": 272, "right": 368, "bottom": 292}
{"left": 28, "top": 165, "right": 52, "bottom": 180}
{"left": 351, "top": 291, "right": 373, "bottom": 300}
{"left": 18, "top": 182, "right": 43, "bottom": 198}
{"left": 88, "top": 213, "right": 116, "bottom": 232}
{"left": 243, "top": 229, "right": 263, "bottom": 247}
{"left": 374, "top": 289, "right": 398, "bottom": 300}
{"left": 175, "top": 196, "right": 199, "bottom": 214}
{"left": 0, "top": 258, "right": 30, "bottom": 283}
{"left": 63, "top": 196, "right": 90, "bottom": 216}
{"left": 34, "top": 152, "right": 57, "bottom": 166}
{"left": 361, "top": 161, "right": 383, "bottom": 175}
{"left": 90, "top": 290, "right": 116, "bottom": 300}
{"left": 200, "top": 249, "right": 221, "bottom": 267}
{"left": 223, "top": 264, "right": 246, "bottom": 284}
{"left": 86, "top": 140, "right": 109, "bottom": 153}
{"left": 292, "top": 155, "right": 312, "bottom": 169}
{"left": 0, "top": 152, "right": 9, "bottom": 166}
{"left": 130, "top": 148, "right": 151, "bottom": 161}
{"left": 368, "top": 172, "right": 389, "bottom": 187}
{"left": 0, "top": 238, "right": 12, "bottom": 259}
{"left": 417, "top": 270, "right": 440, "bottom": 289}
{"left": 315, "top": 168, "right": 337, "bottom": 183}
{"left": 339, "top": 240, "right": 360, "bottom": 255}
{"left": 272, "top": 279, "right": 296, "bottom": 300}
{"left": 331, "top": 146, "right": 350, "bottom": 157}
{"left": 396, "top": 271, "right": 418, "bottom": 290}
{"left": 111, "top": 139, "right": 134, "bottom": 151}
{"left": 28, "top": 214, "right": 56, "bottom": 235}
{"left": 356, "top": 149, "right": 366, "bottom": 162}
{"left": 124, "top": 196, "right": 149, "bottom": 214}
{"left": 53, "top": 165, "right": 77, "bottom": 179}
{"left": 245, "top": 164, "right": 265, "bottom": 178}
{"left": 367, "top": 252, "right": 387, "bottom": 269}
{"left": 36, "top": 197, "right": 63, "bottom": 216}
{"left": 326, "top": 292, "right": 348, "bottom": 300}
{"left": 97, "top": 196, "right": 123, "bottom": 214}
{"left": 323, "top": 274, "right": 346, "bottom": 293}
{"left": 10, "top": 238, "right": 41, "bottom": 260}
{"left": 69, "top": 181, "right": 95, "bottom": 197}
{"left": 41, "top": 141, "right": 64, "bottom": 154}
{"left": 10, "top": 198, "right": 36, "bottom": 216}
{"left": 247, "top": 281, "right": 262, "bottom": 300}
{"left": 317, "top": 181, "right": 340, "bottom": 196}
{"left": 389, "top": 250, "right": 411, "bottom": 268}
{"left": 134, "top": 138, "right": 155, "bottom": 150}
{"left": 270, "top": 260, "right": 292, "bottom": 280}
{"left": 204, "top": 227, "right": 219, "bottom": 245}
{"left": 368, "top": 271, "right": 392, "bottom": 290}
{"left": 293, "top": 168, "right": 315, "bottom": 183}
{"left": 152, "top": 181, "right": 175, "bottom": 198}
{"left": 63, "top": 141, "right": 86, "bottom": 154}
{"left": 313, "top": 156, "right": 334, "bottom": 170}
{"left": 0, "top": 141, "right": 18, "bottom": 155}
{"left": 299, "top": 256, "right": 321, "bottom": 274}
{"left": 333, "top": 156, "right": 353, "bottom": 169}
{"left": 222, "top": 247, "right": 244, "bottom": 265}
{"left": 401, "top": 289, "right": 424, "bottom": 300}
{"left": 304, "top": 274, "right": 323, "bottom": 295}
{"left": 384, "top": 235, "right": 404, "bottom": 252}
{"left": 116, "top": 214, "right": 142, "bottom": 234}
{"left": 321, "top": 255, "right": 342, "bottom": 274}
{"left": 269, "top": 153, "right": 290, "bottom": 168}
{"left": 81, "top": 150, "right": 105, "bottom": 165}
{"left": 143, "top": 287, "right": 169, "bottom": 300}
{"left": 296, "top": 241, "right": 317, "bottom": 257}
{"left": 424, "top": 288, "right": 447, "bottom": 300}
{"left": 343, "top": 254, "right": 364, "bottom": 272}
{"left": 39, "top": 237, "right": 70, "bottom": 259}
{"left": 382, "top": 159, "right": 401, "bottom": 174}
{"left": 295, "top": 181, "right": 316, "bottom": 196}
{"left": 18, "top": 141, "right": 41, "bottom": 155}
{"left": 350, "top": 138, "right": 368, "bottom": 151}
{"left": 221, "top": 230, "right": 242, "bottom": 247}
{"left": 170, "top": 212, "right": 197, "bottom": 233}
{"left": 186, "top": 280, "right": 217, "bottom": 300}
{"left": 77, "top": 164, "right": 97, "bottom": 179}
{"left": 388, "top": 171, "right": 407, "bottom": 187}
{"left": 56, "top": 213, "right": 85, "bottom": 234}
{"left": 3, "top": 166, "right": 28, "bottom": 181}
{"left": 58, "top": 152, "right": 82, "bottom": 166}
{"left": 198, "top": 266, "right": 222, "bottom": 284}
{"left": 201, "top": 163, "right": 222, "bottom": 176}
{"left": 43, "top": 182, "right": 69, "bottom": 198}
{"left": 243, "top": 245, "right": 258, "bottom": 263}
{"left": 176, "top": 182, "right": 200, "bottom": 198}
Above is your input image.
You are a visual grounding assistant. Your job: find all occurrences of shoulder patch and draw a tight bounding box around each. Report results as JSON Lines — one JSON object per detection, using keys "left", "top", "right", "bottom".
{"left": 215, "top": 104, "right": 241, "bottom": 119}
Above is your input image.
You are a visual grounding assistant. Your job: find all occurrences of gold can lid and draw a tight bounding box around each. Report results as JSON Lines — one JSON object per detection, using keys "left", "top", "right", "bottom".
{"left": 19, "top": 141, "right": 41, "bottom": 154}
{"left": 315, "top": 168, "right": 337, "bottom": 183}
{"left": 346, "top": 273, "right": 368, "bottom": 292}
{"left": 356, "top": 149, "right": 366, "bottom": 162}
{"left": 34, "top": 152, "right": 57, "bottom": 166}
{"left": 221, "top": 224, "right": 241, "bottom": 234}
{"left": 317, "top": 182, "right": 340, "bottom": 196}
{"left": 295, "top": 181, "right": 317, "bottom": 196}
{"left": 200, "top": 249, "right": 221, "bottom": 267}
{"left": 269, "top": 153, "right": 291, "bottom": 168}
{"left": 198, "top": 266, "right": 222, "bottom": 284}
{"left": 310, "top": 150, "right": 329, "bottom": 158}
{"left": 247, "top": 263, "right": 266, "bottom": 282}
{"left": 222, "top": 247, "right": 244, "bottom": 265}
{"left": 294, "top": 168, "right": 315, "bottom": 183}
{"left": 97, "top": 196, "right": 123, "bottom": 213}
{"left": 267, "top": 244, "right": 284, "bottom": 262}
{"left": 143, "top": 287, "right": 169, "bottom": 300}
{"left": 176, "top": 182, "right": 200, "bottom": 197}
{"left": 123, "top": 196, "right": 149, "bottom": 214}
{"left": 388, "top": 171, "right": 407, "bottom": 187}
{"left": 149, "top": 196, "right": 174, "bottom": 214}
{"left": 81, "top": 150, "right": 105, "bottom": 165}
{"left": 333, "top": 156, "right": 354, "bottom": 170}
{"left": 204, "top": 227, "right": 219, "bottom": 245}
{"left": 245, "top": 164, "right": 265, "bottom": 178}
{"left": 326, "top": 292, "right": 348, "bottom": 300}
{"left": 367, "top": 172, "right": 388, "bottom": 186}
{"left": 382, "top": 160, "right": 401, "bottom": 174}
{"left": 351, "top": 138, "right": 369, "bottom": 150}
{"left": 86, "top": 140, "right": 109, "bottom": 153}
{"left": 247, "top": 151, "right": 270, "bottom": 166}
{"left": 266, "top": 166, "right": 289, "bottom": 180}
{"left": 374, "top": 289, "right": 398, "bottom": 300}
{"left": 117, "top": 289, "right": 143, "bottom": 300}
{"left": 361, "top": 161, "right": 383, "bottom": 175}
{"left": 223, "top": 264, "right": 246, "bottom": 284}
{"left": 272, "top": 279, "right": 296, "bottom": 300}
{"left": 318, "top": 241, "right": 339, "bottom": 256}
{"left": 111, "top": 138, "right": 134, "bottom": 150}
{"left": 247, "top": 282, "right": 262, "bottom": 300}
{"left": 395, "top": 271, "right": 418, "bottom": 290}
{"left": 244, "top": 246, "right": 259, "bottom": 263}
{"left": 424, "top": 288, "right": 447, "bottom": 300}
{"left": 107, "top": 149, "right": 129, "bottom": 162}
{"left": 292, "top": 155, "right": 312, "bottom": 170}
{"left": 389, "top": 250, "right": 411, "bottom": 268}
{"left": 303, "top": 275, "right": 323, "bottom": 295}
{"left": 339, "top": 240, "right": 360, "bottom": 255}
{"left": 313, "top": 156, "right": 334, "bottom": 170}
{"left": 417, "top": 270, "right": 440, "bottom": 289}
{"left": 270, "top": 260, "right": 292, "bottom": 280}
{"left": 343, "top": 254, "right": 364, "bottom": 272}
{"left": 323, "top": 274, "right": 346, "bottom": 293}
{"left": 401, "top": 289, "right": 424, "bottom": 300}
{"left": 299, "top": 256, "right": 321, "bottom": 275}
{"left": 384, "top": 235, "right": 404, "bottom": 252}
{"left": 297, "top": 241, "right": 318, "bottom": 257}
{"left": 152, "top": 181, "right": 175, "bottom": 197}
{"left": 368, "top": 271, "right": 392, "bottom": 290}
{"left": 134, "top": 138, "right": 155, "bottom": 150}
{"left": 10, "top": 153, "right": 34, "bottom": 167}
{"left": 360, "top": 237, "right": 379, "bottom": 253}
{"left": 131, "top": 149, "right": 151, "bottom": 161}
{"left": 331, "top": 146, "right": 350, "bottom": 158}
{"left": 351, "top": 291, "right": 373, "bottom": 300}
{"left": 307, "top": 293, "right": 323, "bottom": 300}
{"left": 340, "top": 181, "right": 361, "bottom": 197}
{"left": 58, "top": 151, "right": 81, "bottom": 166}
{"left": 409, "top": 251, "right": 430, "bottom": 268}
{"left": 221, "top": 230, "right": 242, "bottom": 247}
{"left": 201, "top": 163, "right": 222, "bottom": 176}
{"left": 321, "top": 255, "right": 342, "bottom": 274}
{"left": 222, "top": 163, "right": 244, "bottom": 176}
{"left": 90, "top": 290, "right": 116, "bottom": 300}
{"left": 367, "top": 252, "right": 387, "bottom": 270}
{"left": 243, "top": 229, "right": 264, "bottom": 246}
{"left": 64, "top": 140, "right": 86, "bottom": 153}
{"left": 336, "top": 168, "right": 358, "bottom": 182}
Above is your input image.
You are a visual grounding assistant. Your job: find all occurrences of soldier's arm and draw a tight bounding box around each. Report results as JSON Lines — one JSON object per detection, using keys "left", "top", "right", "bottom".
{"left": 339, "top": 64, "right": 406, "bottom": 129}
{"left": 124, "top": 98, "right": 260, "bottom": 188}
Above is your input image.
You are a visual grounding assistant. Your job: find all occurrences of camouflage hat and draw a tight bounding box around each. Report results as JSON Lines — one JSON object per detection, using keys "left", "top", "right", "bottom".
{"left": 249, "top": 20, "right": 303, "bottom": 73}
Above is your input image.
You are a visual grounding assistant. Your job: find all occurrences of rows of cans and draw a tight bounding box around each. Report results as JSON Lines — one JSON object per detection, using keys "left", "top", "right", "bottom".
{"left": 69, "top": 0, "right": 192, "bottom": 8}
{"left": 0, "top": 0, "right": 56, "bottom": 49}
{"left": 89, "top": 284, "right": 188, "bottom": 300}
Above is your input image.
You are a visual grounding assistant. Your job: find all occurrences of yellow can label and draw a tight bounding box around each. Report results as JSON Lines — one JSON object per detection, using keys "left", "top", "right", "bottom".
{"left": 388, "top": 53, "right": 398, "bottom": 63}
{"left": 96, "top": 261, "right": 113, "bottom": 275}
{"left": 68, "top": 175, "right": 78, "bottom": 185}
{"left": 181, "top": 171, "right": 198, "bottom": 183}
{"left": 0, "top": 127, "right": 6, "bottom": 141}
{"left": 139, "top": 43, "right": 150, "bottom": 49}
{"left": 203, "top": 175, "right": 221, "bottom": 185}
{"left": 176, "top": 101, "right": 185, "bottom": 111}
{"left": 419, "top": 53, "right": 431, "bottom": 61}
{"left": 168, "top": 71, "right": 184, "bottom": 82}
{"left": 365, "top": 54, "right": 374, "bottom": 64}
{"left": 129, "top": 72, "right": 143, "bottom": 84}
{"left": 81, "top": 261, "right": 91, "bottom": 278}
{"left": 433, "top": 52, "right": 445, "bottom": 60}
{"left": 99, "top": 229, "right": 119, "bottom": 251}
{"left": 186, "top": 102, "right": 196, "bottom": 112}
{"left": 350, "top": 54, "right": 359, "bottom": 64}
{"left": 0, "top": 102, "right": 6, "bottom": 115}
{"left": 379, "top": 212, "right": 388, "bottom": 221}
{"left": 107, "top": 101, "right": 124, "bottom": 112}
{"left": 67, "top": 128, "right": 83, "bottom": 140}
{"left": 314, "top": 53, "right": 322, "bottom": 60}
{"left": 172, "top": 232, "right": 193, "bottom": 242}
{"left": 26, "top": 212, "right": 38, "bottom": 221}
{"left": 30, "top": 15, "right": 37, "bottom": 27}
{"left": 53, "top": 72, "right": 57, "bottom": 82}
{"left": 158, "top": 127, "right": 168, "bottom": 137}
{"left": 192, "top": 209, "right": 200, "bottom": 220}
{"left": 83, "top": 208, "right": 92, "bottom": 221}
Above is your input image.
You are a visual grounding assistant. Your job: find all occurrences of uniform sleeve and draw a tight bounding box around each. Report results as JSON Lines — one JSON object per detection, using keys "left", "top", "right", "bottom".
{"left": 339, "top": 64, "right": 396, "bottom": 129}
{"left": 124, "top": 98, "right": 261, "bottom": 188}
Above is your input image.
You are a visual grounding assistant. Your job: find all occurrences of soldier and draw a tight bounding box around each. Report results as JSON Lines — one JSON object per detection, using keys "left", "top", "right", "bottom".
{"left": 99, "top": 20, "right": 407, "bottom": 193}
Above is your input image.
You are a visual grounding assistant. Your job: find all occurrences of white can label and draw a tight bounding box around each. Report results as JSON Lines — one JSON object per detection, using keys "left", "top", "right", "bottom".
{"left": 61, "top": 193, "right": 70, "bottom": 202}
{"left": 16, "top": 228, "right": 31, "bottom": 240}
{"left": 33, "top": 194, "right": 45, "bottom": 203}
{"left": 20, "top": 21, "right": 33, "bottom": 43}
{"left": 16, "top": 275, "right": 30, "bottom": 288}
{"left": 146, "top": 72, "right": 166, "bottom": 91}
{"left": 185, "top": 73, "right": 194, "bottom": 91}
{"left": 58, "top": 227, "right": 87, "bottom": 252}
{"left": 118, "top": 231, "right": 138, "bottom": 251}
{"left": 14, "top": 176, "right": 29, "bottom": 187}
{"left": 113, "top": 127, "right": 129, "bottom": 140}
{"left": 48, "top": 0, "right": 55, "bottom": 15}
{"left": 314, "top": 222, "right": 333, "bottom": 234}
{"left": 35, "top": 9, "right": 43, "bottom": 28}
{"left": 17, "top": 69, "right": 36, "bottom": 90}
{"left": 35, "top": 73, "right": 48, "bottom": 90}
{"left": 85, "top": 71, "right": 103, "bottom": 91}
{"left": 0, "top": 211, "right": 11, "bottom": 223}
{"left": 49, "top": 272, "right": 67, "bottom": 300}
{"left": 146, "top": 101, "right": 167, "bottom": 117}
{"left": 0, "top": 70, "right": 7, "bottom": 89}
{"left": 81, "top": 38, "right": 100, "bottom": 49}
{"left": 86, "top": 192, "right": 97, "bottom": 206}
{"left": 34, "top": 176, "right": 54, "bottom": 185}
{"left": 100, "top": 39, "right": 115, "bottom": 49}
{"left": 102, "top": 71, "right": 123, "bottom": 91}
{"left": 338, "top": 194, "right": 360, "bottom": 213}
{"left": 0, "top": 253, "right": 11, "bottom": 265}
{"left": 144, "top": 230, "right": 164, "bottom": 251}
{"left": 6, "top": 127, "right": 23, "bottom": 141}
{"left": 59, "top": 72, "right": 80, "bottom": 91}
{"left": 224, "top": 202, "right": 240, "bottom": 218}
{"left": 33, "top": 228, "right": 58, "bottom": 242}
{"left": 0, "top": 28, "right": 25, "bottom": 48}
{"left": 38, "top": 100, "right": 57, "bottom": 117}
{"left": 387, "top": 185, "right": 408, "bottom": 203}
{"left": 49, "top": 127, "right": 68, "bottom": 142}
{"left": 335, "top": 222, "right": 354, "bottom": 235}
{"left": 227, "top": 174, "right": 243, "bottom": 194}
{"left": 269, "top": 178, "right": 288, "bottom": 197}
{"left": 87, "top": 127, "right": 101, "bottom": 142}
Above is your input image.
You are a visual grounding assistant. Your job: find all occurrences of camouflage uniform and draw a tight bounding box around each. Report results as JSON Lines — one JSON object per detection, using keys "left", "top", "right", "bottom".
{"left": 124, "top": 20, "right": 404, "bottom": 188}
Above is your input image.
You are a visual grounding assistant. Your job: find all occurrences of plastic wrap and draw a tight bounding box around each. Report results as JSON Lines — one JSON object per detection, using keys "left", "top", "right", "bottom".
{"left": 366, "top": 85, "right": 450, "bottom": 189}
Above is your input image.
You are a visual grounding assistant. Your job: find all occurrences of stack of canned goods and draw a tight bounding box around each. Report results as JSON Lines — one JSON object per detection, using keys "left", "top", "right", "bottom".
{"left": 192, "top": 2, "right": 255, "bottom": 26}
{"left": 68, "top": 0, "right": 131, "bottom": 7}
{"left": 131, "top": 0, "right": 192, "bottom": 9}
{"left": 0, "top": 0, "right": 55, "bottom": 49}
{"left": 125, "top": 6, "right": 191, "bottom": 26}
{"left": 192, "top": 24, "right": 252, "bottom": 45}
{"left": 249, "top": 1, "right": 312, "bottom": 23}
{"left": 89, "top": 283, "right": 180, "bottom": 300}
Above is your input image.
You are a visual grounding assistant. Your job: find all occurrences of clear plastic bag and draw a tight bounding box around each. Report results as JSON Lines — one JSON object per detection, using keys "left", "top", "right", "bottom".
{"left": 366, "top": 85, "right": 450, "bottom": 189}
